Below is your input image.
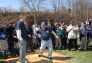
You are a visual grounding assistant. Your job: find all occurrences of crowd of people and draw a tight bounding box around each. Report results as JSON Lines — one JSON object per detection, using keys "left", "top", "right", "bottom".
{"left": 0, "top": 15, "right": 92, "bottom": 62}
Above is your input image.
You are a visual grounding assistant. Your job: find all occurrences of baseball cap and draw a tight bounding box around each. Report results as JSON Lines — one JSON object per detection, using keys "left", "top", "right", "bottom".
{"left": 40, "top": 22, "right": 47, "bottom": 26}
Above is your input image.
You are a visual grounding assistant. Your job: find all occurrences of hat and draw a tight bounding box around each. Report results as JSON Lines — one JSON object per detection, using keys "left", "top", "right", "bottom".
{"left": 40, "top": 22, "right": 47, "bottom": 26}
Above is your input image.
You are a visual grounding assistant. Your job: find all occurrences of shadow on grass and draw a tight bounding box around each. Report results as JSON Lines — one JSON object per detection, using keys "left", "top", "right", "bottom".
{"left": 87, "top": 45, "right": 92, "bottom": 51}
{"left": 53, "top": 57, "right": 73, "bottom": 60}
{"left": 42, "top": 55, "right": 73, "bottom": 61}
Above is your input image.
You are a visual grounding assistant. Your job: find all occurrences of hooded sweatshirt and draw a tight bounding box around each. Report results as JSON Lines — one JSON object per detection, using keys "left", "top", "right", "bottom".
{"left": 66, "top": 25, "right": 79, "bottom": 39}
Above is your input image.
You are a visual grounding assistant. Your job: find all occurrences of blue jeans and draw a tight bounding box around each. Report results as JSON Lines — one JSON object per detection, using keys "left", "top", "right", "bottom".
{"left": 39, "top": 38, "right": 53, "bottom": 57}
{"left": 80, "top": 36, "right": 87, "bottom": 50}
{"left": 19, "top": 40, "right": 27, "bottom": 63}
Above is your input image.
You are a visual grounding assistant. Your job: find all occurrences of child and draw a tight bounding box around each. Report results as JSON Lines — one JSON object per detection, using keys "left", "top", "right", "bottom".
{"left": 55, "top": 26, "right": 63, "bottom": 49}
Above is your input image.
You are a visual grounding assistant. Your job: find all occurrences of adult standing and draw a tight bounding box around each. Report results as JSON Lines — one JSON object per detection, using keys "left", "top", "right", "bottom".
{"left": 37, "top": 22, "right": 58, "bottom": 60}
{"left": 66, "top": 24, "right": 79, "bottom": 51}
{"left": 87, "top": 22, "right": 92, "bottom": 47}
{"left": 16, "top": 15, "right": 28, "bottom": 63}
{"left": 59, "top": 24, "right": 67, "bottom": 49}
{"left": 25, "top": 19, "right": 34, "bottom": 52}
{"left": 79, "top": 23, "right": 87, "bottom": 50}
{"left": 5, "top": 22, "right": 15, "bottom": 57}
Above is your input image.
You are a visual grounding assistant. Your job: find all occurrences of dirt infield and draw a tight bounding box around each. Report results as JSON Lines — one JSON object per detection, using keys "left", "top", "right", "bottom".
{"left": 5, "top": 51, "right": 69, "bottom": 63}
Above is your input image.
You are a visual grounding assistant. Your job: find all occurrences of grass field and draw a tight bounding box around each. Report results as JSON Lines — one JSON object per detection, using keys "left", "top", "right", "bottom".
{"left": 0, "top": 59, "right": 5, "bottom": 62}
{"left": 61, "top": 49, "right": 92, "bottom": 63}
{"left": 57, "top": 42, "right": 92, "bottom": 63}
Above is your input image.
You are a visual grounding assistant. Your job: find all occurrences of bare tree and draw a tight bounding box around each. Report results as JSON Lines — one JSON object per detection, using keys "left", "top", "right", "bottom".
{"left": 72, "top": 0, "right": 92, "bottom": 22}
{"left": 19, "top": 6, "right": 27, "bottom": 12}
{"left": 51, "top": 0, "right": 63, "bottom": 13}
{"left": 19, "top": 0, "right": 46, "bottom": 23}
{"left": 51, "top": 0, "right": 63, "bottom": 22}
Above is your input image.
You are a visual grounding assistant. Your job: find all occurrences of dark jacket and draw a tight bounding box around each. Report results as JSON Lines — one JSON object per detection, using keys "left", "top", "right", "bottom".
{"left": 16, "top": 21, "right": 28, "bottom": 40}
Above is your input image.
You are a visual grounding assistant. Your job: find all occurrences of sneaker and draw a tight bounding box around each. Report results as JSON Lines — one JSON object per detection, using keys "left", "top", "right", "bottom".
{"left": 48, "top": 57, "right": 53, "bottom": 60}
{"left": 38, "top": 54, "right": 42, "bottom": 57}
